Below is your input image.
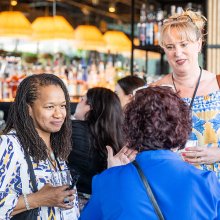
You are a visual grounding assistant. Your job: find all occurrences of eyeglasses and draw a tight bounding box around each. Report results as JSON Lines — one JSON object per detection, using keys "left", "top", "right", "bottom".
{"left": 132, "top": 85, "right": 148, "bottom": 96}
{"left": 132, "top": 84, "right": 176, "bottom": 96}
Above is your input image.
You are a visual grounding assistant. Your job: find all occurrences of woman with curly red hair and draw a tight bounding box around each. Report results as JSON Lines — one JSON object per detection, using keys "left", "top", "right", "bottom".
{"left": 80, "top": 86, "right": 220, "bottom": 220}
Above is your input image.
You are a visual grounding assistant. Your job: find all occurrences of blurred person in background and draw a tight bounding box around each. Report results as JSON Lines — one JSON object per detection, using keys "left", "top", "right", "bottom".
{"left": 153, "top": 10, "right": 220, "bottom": 179}
{"left": 80, "top": 86, "right": 220, "bottom": 220}
{"left": 68, "top": 87, "right": 135, "bottom": 210}
{"left": 115, "top": 75, "right": 145, "bottom": 109}
{"left": 0, "top": 74, "right": 79, "bottom": 219}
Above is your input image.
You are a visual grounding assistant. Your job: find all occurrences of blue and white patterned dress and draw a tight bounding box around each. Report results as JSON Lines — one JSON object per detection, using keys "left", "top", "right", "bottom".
{"left": 183, "top": 90, "right": 220, "bottom": 180}
{"left": 0, "top": 132, "right": 80, "bottom": 220}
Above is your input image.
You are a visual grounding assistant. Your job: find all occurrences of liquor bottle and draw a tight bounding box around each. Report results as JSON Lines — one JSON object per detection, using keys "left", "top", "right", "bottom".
{"left": 146, "top": 4, "right": 155, "bottom": 45}
{"left": 137, "top": 4, "right": 147, "bottom": 46}
{"left": 170, "top": 5, "right": 176, "bottom": 16}
{"left": 154, "top": 9, "right": 164, "bottom": 46}
{"left": 185, "top": 2, "right": 193, "bottom": 10}
{"left": 197, "top": 4, "right": 203, "bottom": 15}
{"left": 176, "top": 6, "right": 183, "bottom": 15}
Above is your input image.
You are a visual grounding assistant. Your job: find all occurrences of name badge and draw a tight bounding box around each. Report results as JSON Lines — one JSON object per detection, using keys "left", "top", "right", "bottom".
{"left": 61, "top": 208, "right": 78, "bottom": 220}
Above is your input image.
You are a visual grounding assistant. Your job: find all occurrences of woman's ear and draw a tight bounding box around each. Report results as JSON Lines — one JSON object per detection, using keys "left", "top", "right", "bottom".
{"left": 128, "top": 94, "right": 133, "bottom": 102}
{"left": 198, "top": 38, "right": 202, "bottom": 53}
{"left": 28, "top": 104, "right": 32, "bottom": 117}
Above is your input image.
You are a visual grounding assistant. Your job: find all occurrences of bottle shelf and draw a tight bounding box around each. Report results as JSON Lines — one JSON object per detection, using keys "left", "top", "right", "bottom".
{"left": 133, "top": 45, "right": 164, "bottom": 54}
{"left": 131, "top": 0, "right": 207, "bottom": 75}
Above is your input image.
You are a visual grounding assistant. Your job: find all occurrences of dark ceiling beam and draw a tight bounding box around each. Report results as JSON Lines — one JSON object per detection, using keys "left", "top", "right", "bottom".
{"left": 28, "top": 0, "right": 131, "bottom": 22}
{"left": 117, "top": 0, "right": 143, "bottom": 9}
{"left": 58, "top": 0, "right": 130, "bottom": 23}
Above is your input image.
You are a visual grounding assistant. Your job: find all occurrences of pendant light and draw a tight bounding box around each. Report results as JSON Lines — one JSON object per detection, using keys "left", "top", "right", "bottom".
{"left": 31, "top": 15, "right": 74, "bottom": 40}
{"left": 73, "top": 25, "right": 106, "bottom": 51}
{"left": 31, "top": 0, "right": 74, "bottom": 41}
{"left": 0, "top": 11, "right": 32, "bottom": 38}
{"left": 101, "top": 30, "right": 131, "bottom": 53}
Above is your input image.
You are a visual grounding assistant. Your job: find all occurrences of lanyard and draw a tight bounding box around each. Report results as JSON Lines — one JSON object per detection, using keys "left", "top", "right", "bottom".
{"left": 172, "top": 66, "right": 202, "bottom": 109}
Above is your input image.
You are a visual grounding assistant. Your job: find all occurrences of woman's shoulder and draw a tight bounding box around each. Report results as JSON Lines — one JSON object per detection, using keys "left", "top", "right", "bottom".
{"left": 198, "top": 70, "right": 219, "bottom": 94}
{"left": 94, "top": 163, "right": 134, "bottom": 183}
{"left": 202, "top": 70, "right": 217, "bottom": 80}
{"left": 150, "top": 74, "right": 172, "bottom": 86}
{"left": 0, "top": 133, "right": 24, "bottom": 160}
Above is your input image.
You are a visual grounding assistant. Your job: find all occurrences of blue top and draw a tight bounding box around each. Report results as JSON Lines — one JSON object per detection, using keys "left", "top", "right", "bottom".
{"left": 80, "top": 150, "right": 220, "bottom": 220}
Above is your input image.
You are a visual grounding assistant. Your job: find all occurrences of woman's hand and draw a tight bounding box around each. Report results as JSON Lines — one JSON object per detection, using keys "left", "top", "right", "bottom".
{"left": 107, "top": 145, "right": 138, "bottom": 168}
{"left": 12, "top": 184, "right": 75, "bottom": 216}
{"left": 30, "top": 184, "right": 75, "bottom": 209}
{"left": 181, "top": 145, "right": 220, "bottom": 165}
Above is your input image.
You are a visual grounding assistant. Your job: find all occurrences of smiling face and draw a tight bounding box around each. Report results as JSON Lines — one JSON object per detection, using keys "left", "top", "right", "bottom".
{"left": 162, "top": 28, "right": 202, "bottom": 74}
{"left": 28, "top": 85, "right": 67, "bottom": 139}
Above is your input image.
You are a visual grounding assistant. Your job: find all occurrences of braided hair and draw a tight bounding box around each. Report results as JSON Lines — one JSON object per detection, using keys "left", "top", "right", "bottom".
{"left": 3, "top": 73, "right": 72, "bottom": 162}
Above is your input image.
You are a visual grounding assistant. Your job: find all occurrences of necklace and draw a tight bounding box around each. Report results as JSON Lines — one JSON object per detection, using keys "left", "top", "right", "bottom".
{"left": 172, "top": 66, "right": 202, "bottom": 109}
{"left": 49, "top": 151, "right": 55, "bottom": 161}
{"left": 47, "top": 149, "right": 57, "bottom": 170}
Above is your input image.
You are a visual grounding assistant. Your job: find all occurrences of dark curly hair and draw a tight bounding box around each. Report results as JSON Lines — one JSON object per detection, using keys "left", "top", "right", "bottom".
{"left": 85, "top": 87, "right": 124, "bottom": 157}
{"left": 123, "top": 86, "right": 192, "bottom": 151}
{"left": 117, "top": 75, "right": 145, "bottom": 95}
{"left": 3, "top": 73, "right": 72, "bottom": 162}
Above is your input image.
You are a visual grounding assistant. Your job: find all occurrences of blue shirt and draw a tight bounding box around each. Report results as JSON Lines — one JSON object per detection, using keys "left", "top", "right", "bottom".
{"left": 80, "top": 150, "right": 220, "bottom": 220}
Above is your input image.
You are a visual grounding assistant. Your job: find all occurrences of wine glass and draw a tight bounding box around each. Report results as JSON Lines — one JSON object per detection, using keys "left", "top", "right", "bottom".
{"left": 51, "top": 170, "right": 74, "bottom": 206}
{"left": 177, "top": 139, "right": 198, "bottom": 159}
{"left": 184, "top": 140, "right": 198, "bottom": 148}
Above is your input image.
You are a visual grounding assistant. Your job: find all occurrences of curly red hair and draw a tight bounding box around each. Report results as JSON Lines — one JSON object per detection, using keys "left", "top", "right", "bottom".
{"left": 123, "top": 86, "right": 192, "bottom": 151}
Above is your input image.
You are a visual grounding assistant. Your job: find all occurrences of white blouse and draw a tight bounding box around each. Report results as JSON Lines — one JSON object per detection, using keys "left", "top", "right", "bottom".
{"left": 0, "top": 132, "right": 79, "bottom": 220}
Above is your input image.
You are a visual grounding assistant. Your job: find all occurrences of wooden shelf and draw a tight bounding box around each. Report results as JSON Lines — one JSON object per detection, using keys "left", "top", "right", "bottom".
{"left": 133, "top": 45, "right": 164, "bottom": 53}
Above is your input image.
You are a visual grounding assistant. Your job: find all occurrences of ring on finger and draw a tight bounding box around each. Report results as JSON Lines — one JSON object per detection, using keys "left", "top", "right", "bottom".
{"left": 195, "top": 152, "right": 198, "bottom": 159}
{"left": 64, "top": 197, "right": 69, "bottom": 203}
{"left": 199, "top": 157, "right": 203, "bottom": 163}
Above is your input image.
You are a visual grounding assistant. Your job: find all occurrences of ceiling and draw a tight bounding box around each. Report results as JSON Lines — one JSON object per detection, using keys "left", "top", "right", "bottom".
{"left": 0, "top": 0, "right": 146, "bottom": 31}
{"left": 0, "top": 0, "right": 205, "bottom": 34}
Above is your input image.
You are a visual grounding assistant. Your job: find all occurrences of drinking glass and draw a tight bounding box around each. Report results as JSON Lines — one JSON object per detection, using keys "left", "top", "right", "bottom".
{"left": 51, "top": 170, "right": 74, "bottom": 206}
{"left": 184, "top": 140, "right": 198, "bottom": 148}
{"left": 177, "top": 139, "right": 198, "bottom": 158}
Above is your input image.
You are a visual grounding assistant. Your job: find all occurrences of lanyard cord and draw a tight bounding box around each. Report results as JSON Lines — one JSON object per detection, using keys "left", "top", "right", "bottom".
{"left": 172, "top": 66, "right": 202, "bottom": 109}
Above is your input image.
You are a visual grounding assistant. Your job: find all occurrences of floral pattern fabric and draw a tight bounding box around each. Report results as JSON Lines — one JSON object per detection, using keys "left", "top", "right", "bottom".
{"left": 183, "top": 90, "right": 220, "bottom": 180}
{"left": 0, "top": 132, "right": 79, "bottom": 220}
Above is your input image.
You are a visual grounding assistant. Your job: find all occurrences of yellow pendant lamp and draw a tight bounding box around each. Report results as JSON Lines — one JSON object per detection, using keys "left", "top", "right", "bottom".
{"left": 102, "top": 30, "right": 131, "bottom": 53}
{"left": 0, "top": 11, "right": 32, "bottom": 38}
{"left": 31, "top": 15, "right": 74, "bottom": 40}
{"left": 73, "top": 25, "right": 106, "bottom": 51}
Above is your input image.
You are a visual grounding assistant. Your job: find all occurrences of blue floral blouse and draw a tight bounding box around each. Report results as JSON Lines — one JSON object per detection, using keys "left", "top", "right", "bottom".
{"left": 183, "top": 90, "right": 220, "bottom": 180}
{"left": 0, "top": 132, "right": 79, "bottom": 219}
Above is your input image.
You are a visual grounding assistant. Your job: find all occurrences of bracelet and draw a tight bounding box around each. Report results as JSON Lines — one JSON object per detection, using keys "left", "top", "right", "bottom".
{"left": 23, "top": 194, "right": 30, "bottom": 210}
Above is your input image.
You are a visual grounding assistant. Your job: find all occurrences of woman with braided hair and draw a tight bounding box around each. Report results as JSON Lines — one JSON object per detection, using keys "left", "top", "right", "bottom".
{"left": 0, "top": 73, "right": 79, "bottom": 219}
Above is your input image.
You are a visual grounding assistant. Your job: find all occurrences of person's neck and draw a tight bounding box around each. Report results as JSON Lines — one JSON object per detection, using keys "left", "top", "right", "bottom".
{"left": 36, "top": 129, "right": 51, "bottom": 148}
{"left": 172, "top": 66, "right": 201, "bottom": 88}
